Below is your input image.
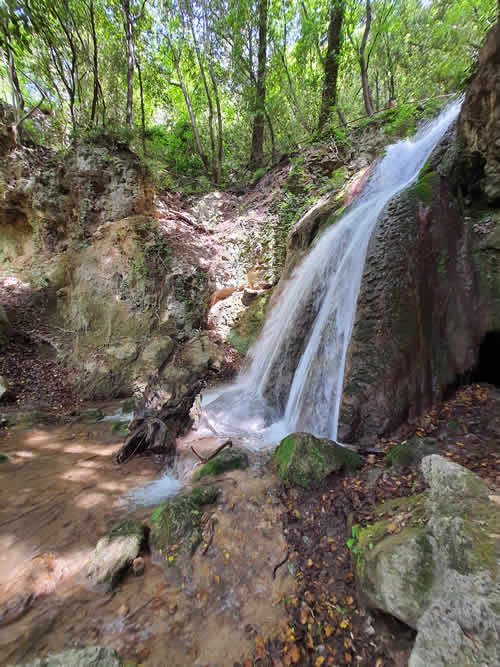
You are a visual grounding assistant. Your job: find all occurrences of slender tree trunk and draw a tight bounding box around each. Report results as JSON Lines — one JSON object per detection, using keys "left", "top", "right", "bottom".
{"left": 3, "top": 32, "right": 24, "bottom": 123}
{"left": 359, "top": 0, "right": 374, "bottom": 117}
{"left": 166, "top": 34, "right": 211, "bottom": 177}
{"left": 122, "top": 0, "right": 134, "bottom": 128}
{"left": 249, "top": 0, "right": 268, "bottom": 170}
{"left": 264, "top": 108, "right": 277, "bottom": 165}
{"left": 89, "top": 0, "right": 99, "bottom": 125}
{"left": 135, "top": 54, "right": 146, "bottom": 153}
{"left": 186, "top": 3, "right": 217, "bottom": 181}
{"left": 318, "top": 0, "right": 345, "bottom": 132}
{"left": 208, "top": 62, "right": 223, "bottom": 184}
{"left": 279, "top": 49, "right": 309, "bottom": 131}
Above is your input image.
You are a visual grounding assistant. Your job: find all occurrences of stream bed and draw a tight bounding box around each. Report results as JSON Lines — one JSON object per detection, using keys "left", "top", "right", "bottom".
{"left": 0, "top": 409, "right": 293, "bottom": 666}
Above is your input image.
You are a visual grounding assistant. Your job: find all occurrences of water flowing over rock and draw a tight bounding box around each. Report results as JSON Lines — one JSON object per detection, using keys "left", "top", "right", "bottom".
{"left": 339, "top": 20, "right": 500, "bottom": 443}
{"left": 204, "top": 102, "right": 461, "bottom": 442}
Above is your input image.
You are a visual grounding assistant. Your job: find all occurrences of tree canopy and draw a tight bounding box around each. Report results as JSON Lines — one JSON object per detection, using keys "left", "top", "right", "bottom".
{"left": 0, "top": 0, "right": 497, "bottom": 186}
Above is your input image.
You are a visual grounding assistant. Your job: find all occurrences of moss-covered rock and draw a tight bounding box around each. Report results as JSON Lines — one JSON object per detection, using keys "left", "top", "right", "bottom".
{"left": 84, "top": 519, "right": 145, "bottom": 591}
{"left": 384, "top": 437, "right": 439, "bottom": 467}
{"left": 357, "top": 455, "right": 500, "bottom": 667}
{"left": 193, "top": 448, "right": 249, "bottom": 481}
{"left": 228, "top": 291, "right": 272, "bottom": 355}
{"left": 271, "top": 432, "right": 361, "bottom": 489}
{"left": 150, "top": 486, "right": 218, "bottom": 561}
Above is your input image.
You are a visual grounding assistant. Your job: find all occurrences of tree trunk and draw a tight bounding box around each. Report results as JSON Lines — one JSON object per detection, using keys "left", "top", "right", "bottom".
{"left": 317, "top": 0, "right": 345, "bottom": 133}
{"left": 249, "top": 0, "right": 268, "bottom": 170}
{"left": 122, "top": 0, "right": 134, "bottom": 128}
{"left": 359, "top": 0, "right": 374, "bottom": 117}
{"left": 166, "top": 33, "right": 211, "bottom": 178}
{"left": 187, "top": 2, "right": 217, "bottom": 182}
{"left": 3, "top": 35, "right": 24, "bottom": 123}
{"left": 89, "top": 0, "right": 99, "bottom": 125}
{"left": 135, "top": 53, "right": 146, "bottom": 153}
{"left": 208, "top": 61, "right": 223, "bottom": 184}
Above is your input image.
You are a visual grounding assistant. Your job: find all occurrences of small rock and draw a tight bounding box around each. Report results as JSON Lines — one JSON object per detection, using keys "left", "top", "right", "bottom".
{"left": 118, "top": 603, "right": 128, "bottom": 616}
{"left": 84, "top": 520, "right": 145, "bottom": 591}
{"left": 132, "top": 556, "right": 145, "bottom": 576}
{"left": 10, "top": 646, "right": 122, "bottom": 666}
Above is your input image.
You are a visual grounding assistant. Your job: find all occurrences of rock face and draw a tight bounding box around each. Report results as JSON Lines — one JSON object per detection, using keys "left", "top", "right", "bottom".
{"left": 457, "top": 20, "right": 500, "bottom": 202}
{"left": 338, "top": 20, "right": 500, "bottom": 444}
{"left": 357, "top": 455, "right": 499, "bottom": 667}
{"left": 10, "top": 646, "right": 122, "bottom": 667}
{"left": 84, "top": 520, "right": 145, "bottom": 591}
{"left": 271, "top": 432, "right": 361, "bottom": 489}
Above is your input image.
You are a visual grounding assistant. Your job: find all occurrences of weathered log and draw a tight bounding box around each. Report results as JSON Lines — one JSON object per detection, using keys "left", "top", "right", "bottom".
{"left": 114, "top": 381, "right": 203, "bottom": 465}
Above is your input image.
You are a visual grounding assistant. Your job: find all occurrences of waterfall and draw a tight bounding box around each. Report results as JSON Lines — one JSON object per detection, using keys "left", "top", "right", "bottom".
{"left": 203, "top": 101, "right": 462, "bottom": 446}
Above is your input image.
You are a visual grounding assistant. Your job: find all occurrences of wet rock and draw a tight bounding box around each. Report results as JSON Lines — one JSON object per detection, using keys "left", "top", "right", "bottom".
{"left": 358, "top": 455, "right": 500, "bottom": 667}
{"left": 271, "top": 432, "right": 361, "bottom": 489}
{"left": 10, "top": 646, "right": 122, "bottom": 666}
{"left": 193, "top": 447, "right": 249, "bottom": 481}
{"left": 84, "top": 519, "right": 145, "bottom": 591}
{"left": 384, "top": 437, "right": 439, "bottom": 468}
{"left": 150, "top": 486, "right": 218, "bottom": 560}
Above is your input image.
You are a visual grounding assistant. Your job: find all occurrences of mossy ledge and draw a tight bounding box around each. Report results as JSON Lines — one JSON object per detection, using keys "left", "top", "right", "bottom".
{"left": 150, "top": 486, "right": 218, "bottom": 561}
{"left": 271, "top": 432, "right": 361, "bottom": 489}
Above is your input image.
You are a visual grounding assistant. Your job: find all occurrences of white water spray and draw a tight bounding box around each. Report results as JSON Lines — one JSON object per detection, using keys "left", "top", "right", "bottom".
{"left": 205, "top": 102, "right": 462, "bottom": 445}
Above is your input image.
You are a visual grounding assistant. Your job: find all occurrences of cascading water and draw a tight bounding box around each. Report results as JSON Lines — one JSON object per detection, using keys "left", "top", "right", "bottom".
{"left": 126, "top": 102, "right": 462, "bottom": 506}
{"left": 201, "top": 101, "right": 462, "bottom": 447}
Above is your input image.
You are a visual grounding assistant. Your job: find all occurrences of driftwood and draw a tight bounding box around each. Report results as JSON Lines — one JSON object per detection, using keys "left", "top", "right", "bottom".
{"left": 114, "top": 381, "right": 203, "bottom": 465}
{"left": 190, "top": 439, "right": 232, "bottom": 464}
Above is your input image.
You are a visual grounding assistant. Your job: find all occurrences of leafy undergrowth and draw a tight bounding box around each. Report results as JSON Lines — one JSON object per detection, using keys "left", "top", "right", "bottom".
{"left": 242, "top": 382, "right": 499, "bottom": 666}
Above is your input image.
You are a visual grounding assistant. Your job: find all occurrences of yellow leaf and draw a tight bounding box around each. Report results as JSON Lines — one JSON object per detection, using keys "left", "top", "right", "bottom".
{"left": 324, "top": 624, "right": 333, "bottom": 638}
{"left": 340, "top": 619, "right": 348, "bottom": 629}
{"left": 315, "top": 658, "right": 325, "bottom": 667}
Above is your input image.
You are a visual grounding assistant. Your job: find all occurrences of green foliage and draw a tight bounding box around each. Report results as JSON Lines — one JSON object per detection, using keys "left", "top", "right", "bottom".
{"left": 0, "top": 0, "right": 495, "bottom": 185}
{"left": 251, "top": 167, "right": 267, "bottom": 184}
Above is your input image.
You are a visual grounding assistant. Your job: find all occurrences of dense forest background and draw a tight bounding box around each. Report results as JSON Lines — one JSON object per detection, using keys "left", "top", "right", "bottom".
{"left": 0, "top": 0, "right": 497, "bottom": 190}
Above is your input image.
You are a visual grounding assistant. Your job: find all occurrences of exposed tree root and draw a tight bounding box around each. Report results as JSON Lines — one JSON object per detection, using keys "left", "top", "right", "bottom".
{"left": 114, "top": 381, "right": 203, "bottom": 465}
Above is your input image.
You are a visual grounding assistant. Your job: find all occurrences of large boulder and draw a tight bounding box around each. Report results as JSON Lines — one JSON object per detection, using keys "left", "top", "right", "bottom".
{"left": 84, "top": 520, "right": 145, "bottom": 591}
{"left": 357, "top": 455, "right": 499, "bottom": 667}
{"left": 271, "top": 432, "right": 361, "bottom": 489}
{"left": 10, "top": 646, "right": 122, "bottom": 667}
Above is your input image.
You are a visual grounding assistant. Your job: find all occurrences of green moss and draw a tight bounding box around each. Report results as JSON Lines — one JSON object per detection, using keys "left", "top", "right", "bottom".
{"left": 193, "top": 448, "right": 249, "bottom": 480}
{"left": 150, "top": 486, "right": 218, "bottom": 558}
{"left": 384, "top": 438, "right": 439, "bottom": 467}
{"left": 228, "top": 291, "right": 272, "bottom": 355}
{"left": 111, "top": 421, "right": 129, "bottom": 435}
{"left": 0, "top": 453, "right": 8, "bottom": 463}
{"left": 272, "top": 433, "right": 361, "bottom": 489}
{"left": 329, "top": 166, "right": 346, "bottom": 189}
{"left": 415, "top": 171, "right": 435, "bottom": 204}
{"left": 108, "top": 519, "right": 145, "bottom": 542}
